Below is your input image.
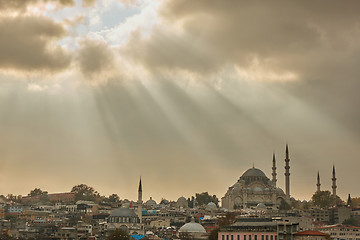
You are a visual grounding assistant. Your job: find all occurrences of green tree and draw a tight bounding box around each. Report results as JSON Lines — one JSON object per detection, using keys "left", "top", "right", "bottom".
{"left": 106, "top": 228, "right": 129, "bottom": 240}
{"left": 28, "top": 188, "right": 47, "bottom": 197}
{"left": 195, "top": 192, "right": 219, "bottom": 206}
{"left": 71, "top": 184, "right": 97, "bottom": 201}
{"left": 108, "top": 194, "right": 120, "bottom": 203}
{"left": 209, "top": 212, "right": 236, "bottom": 240}
{"left": 312, "top": 191, "right": 337, "bottom": 208}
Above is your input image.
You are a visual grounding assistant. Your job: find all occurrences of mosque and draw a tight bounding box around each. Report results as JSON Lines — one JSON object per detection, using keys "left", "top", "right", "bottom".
{"left": 221, "top": 145, "right": 292, "bottom": 210}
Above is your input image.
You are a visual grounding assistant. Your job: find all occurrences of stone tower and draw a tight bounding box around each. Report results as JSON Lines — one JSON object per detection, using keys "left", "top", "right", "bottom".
{"left": 284, "top": 144, "right": 290, "bottom": 199}
{"left": 138, "top": 177, "right": 143, "bottom": 223}
{"left": 316, "top": 171, "right": 321, "bottom": 192}
{"left": 272, "top": 153, "right": 277, "bottom": 187}
{"left": 332, "top": 165, "right": 337, "bottom": 198}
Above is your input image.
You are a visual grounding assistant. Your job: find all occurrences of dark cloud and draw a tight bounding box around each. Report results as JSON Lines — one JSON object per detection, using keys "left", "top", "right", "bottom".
{"left": 122, "top": 0, "right": 360, "bottom": 134}
{"left": 77, "top": 39, "right": 115, "bottom": 81}
{"left": 0, "top": 16, "right": 71, "bottom": 73}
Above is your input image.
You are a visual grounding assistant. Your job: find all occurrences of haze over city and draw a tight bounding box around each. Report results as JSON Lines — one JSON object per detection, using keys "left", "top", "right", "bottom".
{"left": 1, "top": 0, "right": 360, "bottom": 203}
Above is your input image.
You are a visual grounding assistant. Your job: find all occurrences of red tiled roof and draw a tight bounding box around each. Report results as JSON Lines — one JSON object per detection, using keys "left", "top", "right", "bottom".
{"left": 294, "top": 231, "right": 329, "bottom": 236}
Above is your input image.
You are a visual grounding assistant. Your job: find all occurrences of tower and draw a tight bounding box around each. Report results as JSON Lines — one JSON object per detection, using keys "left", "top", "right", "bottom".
{"left": 272, "top": 153, "right": 277, "bottom": 187}
{"left": 347, "top": 194, "right": 352, "bottom": 207}
{"left": 316, "top": 171, "right": 321, "bottom": 192}
{"left": 332, "top": 165, "right": 337, "bottom": 198}
{"left": 137, "top": 177, "right": 143, "bottom": 223}
{"left": 284, "top": 144, "right": 290, "bottom": 199}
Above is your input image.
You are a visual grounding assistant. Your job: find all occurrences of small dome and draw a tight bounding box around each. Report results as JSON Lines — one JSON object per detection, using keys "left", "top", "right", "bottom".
{"left": 145, "top": 197, "right": 157, "bottom": 207}
{"left": 179, "top": 219, "right": 206, "bottom": 233}
{"left": 276, "top": 188, "right": 285, "bottom": 195}
{"left": 177, "top": 196, "right": 187, "bottom": 202}
{"left": 206, "top": 202, "right": 217, "bottom": 210}
{"left": 253, "top": 187, "right": 263, "bottom": 192}
{"left": 241, "top": 168, "right": 267, "bottom": 178}
{"left": 177, "top": 196, "right": 188, "bottom": 208}
{"left": 256, "top": 203, "right": 267, "bottom": 209}
{"left": 110, "top": 207, "right": 137, "bottom": 217}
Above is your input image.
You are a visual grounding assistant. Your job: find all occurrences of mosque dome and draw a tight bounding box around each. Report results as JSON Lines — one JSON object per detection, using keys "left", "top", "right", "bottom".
{"left": 256, "top": 203, "right": 267, "bottom": 209}
{"left": 145, "top": 197, "right": 157, "bottom": 207}
{"left": 241, "top": 168, "right": 267, "bottom": 178}
{"left": 177, "top": 196, "right": 188, "bottom": 208}
{"left": 179, "top": 219, "right": 206, "bottom": 233}
{"left": 206, "top": 202, "right": 217, "bottom": 210}
{"left": 177, "top": 196, "right": 187, "bottom": 202}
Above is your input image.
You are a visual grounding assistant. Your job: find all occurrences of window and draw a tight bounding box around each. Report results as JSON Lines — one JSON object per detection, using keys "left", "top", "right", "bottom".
{"left": 262, "top": 235, "right": 264, "bottom": 240}
{"left": 238, "top": 235, "right": 240, "bottom": 240}
{"left": 249, "top": 235, "right": 252, "bottom": 240}
{"left": 266, "top": 235, "right": 269, "bottom": 240}
{"left": 275, "top": 236, "right": 277, "bottom": 240}
{"left": 227, "top": 235, "right": 229, "bottom": 240}
{"left": 271, "top": 236, "right": 273, "bottom": 240}
{"left": 222, "top": 236, "right": 225, "bottom": 240}
{"left": 244, "top": 235, "right": 247, "bottom": 240}
{"left": 231, "top": 236, "right": 234, "bottom": 240}
{"left": 255, "top": 235, "right": 257, "bottom": 240}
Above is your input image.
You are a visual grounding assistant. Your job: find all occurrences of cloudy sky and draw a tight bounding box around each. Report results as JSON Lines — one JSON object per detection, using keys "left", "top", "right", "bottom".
{"left": 0, "top": 0, "right": 359, "bottom": 202}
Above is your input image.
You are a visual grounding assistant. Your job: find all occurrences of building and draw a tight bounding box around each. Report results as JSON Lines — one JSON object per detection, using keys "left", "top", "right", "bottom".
{"left": 222, "top": 145, "right": 291, "bottom": 210}
{"left": 105, "top": 178, "right": 145, "bottom": 235}
{"left": 317, "top": 224, "right": 360, "bottom": 240}
{"left": 294, "top": 231, "right": 330, "bottom": 240}
{"left": 218, "top": 218, "right": 278, "bottom": 240}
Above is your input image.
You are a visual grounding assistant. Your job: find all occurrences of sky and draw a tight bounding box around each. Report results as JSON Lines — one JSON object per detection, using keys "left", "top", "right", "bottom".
{"left": 0, "top": 0, "right": 360, "bottom": 203}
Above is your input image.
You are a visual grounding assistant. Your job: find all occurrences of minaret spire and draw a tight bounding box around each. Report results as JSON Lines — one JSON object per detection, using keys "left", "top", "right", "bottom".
{"left": 272, "top": 153, "right": 277, "bottom": 187}
{"left": 316, "top": 171, "right": 321, "bottom": 192}
{"left": 332, "top": 165, "right": 337, "bottom": 198}
{"left": 284, "top": 144, "right": 290, "bottom": 199}
{"left": 137, "top": 177, "right": 143, "bottom": 223}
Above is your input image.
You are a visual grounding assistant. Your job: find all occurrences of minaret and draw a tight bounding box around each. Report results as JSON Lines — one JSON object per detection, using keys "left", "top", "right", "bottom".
{"left": 137, "top": 177, "right": 143, "bottom": 223}
{"left": 284, "top": 144, "right": 290, "bottom": 199}
{"left": 332, "top": 165, "right": 337, "bottom": 198}
{"left": 347, "top": 194, "right": 352, "bottom": 207}
{"left": 316, "top": 171, "right": 321, "bottom": 192}
{"left": 272, "top": 153, "right": 277, "bottom": 187}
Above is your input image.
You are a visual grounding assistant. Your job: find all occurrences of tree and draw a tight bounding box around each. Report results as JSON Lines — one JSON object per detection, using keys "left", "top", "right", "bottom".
{"left": 106, "top": 228, "right": 129, "bottom": 240}
{"left": 108, "top": 194, "right": 120, "bottom": 203}
{"left": 195, "top": 192, "right": 219, "bottom": 206}
{"left": 312, "top": 191, "right": 343, "bottom": 208}
{"left": 209, "top": 212, "right": 236, "bottom": 240}
{"left": 351, "top": 197, "right": 360, "bottom": 208}
{"left": 28, "top": 188, "right": 47, "bottom": 197}
{"left": 71, "top": 184, "right": 97, "bottom": 201}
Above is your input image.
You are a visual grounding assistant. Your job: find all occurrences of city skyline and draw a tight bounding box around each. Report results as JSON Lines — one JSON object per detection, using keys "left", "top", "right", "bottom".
{"left": 1, "top": 0, "right": 360, "bottom": 203}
